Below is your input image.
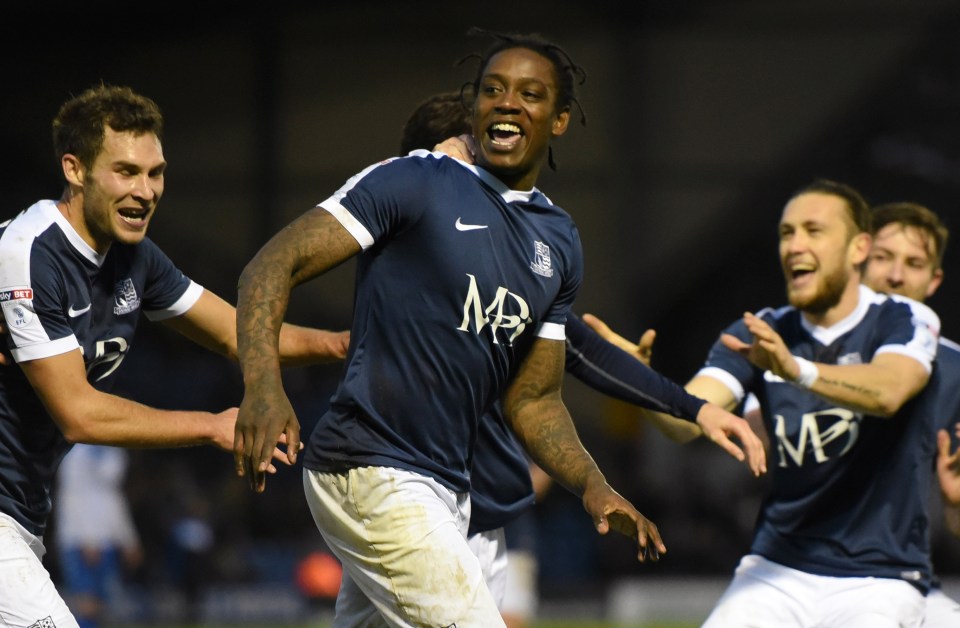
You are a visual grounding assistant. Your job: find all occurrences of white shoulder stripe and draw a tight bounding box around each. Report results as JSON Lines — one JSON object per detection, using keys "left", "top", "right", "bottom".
{"left": 144, "top": 281, "right": 204, "bottom": 322}
{"left": 320, "top": 201, "right": 375, "bottom": 249}
{"left": 11, "top": 335, "right": 79, "bottom": 363}
{"left": 695, "top": 366, "right": 746, "bottom": 404}
{"left": 0, "top": 201, "right": 56, "bottom": 288}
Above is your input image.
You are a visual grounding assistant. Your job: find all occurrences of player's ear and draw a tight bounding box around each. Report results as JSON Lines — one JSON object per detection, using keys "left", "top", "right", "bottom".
{"left": 552, "top": 108, "right": 570, "bottom": 138}
{"left": 849, "top": 232, "right": 871, "bottom": 267}
{"left": 61, "top": 154, "right": 84, "bottom": 187}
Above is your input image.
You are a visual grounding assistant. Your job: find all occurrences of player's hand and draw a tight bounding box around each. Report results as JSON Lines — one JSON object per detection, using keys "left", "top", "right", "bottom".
{"left": 695, "top": 402, "right": 767, "bottom": 476}
{"left": 721, "top": 312, "right": 800, "bottom": 381}
{"left": 216, "top": 407, "right": 285, "bottom": 476}
{"left": 318, "top": 329, "right": 350, "bottom": 362}
{"left": 233, "top": 381, "right": 301, "bottom": 493}
{"left": 581, "top": 313, "right": 657, "bottom": 366}
{"left": 937, "top": 427, "right": 960, "bottom": 506}
{"left": 582, "top": 474, "right": 665, "bottom": 562}
{"left": 434, "top": 134, "right": 476, "bottom": 164}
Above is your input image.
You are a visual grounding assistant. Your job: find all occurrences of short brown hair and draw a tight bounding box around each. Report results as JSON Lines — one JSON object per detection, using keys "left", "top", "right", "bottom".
{"left": 399, "top": 92, "right": 471, "bottom": 155}
{"left": 52, "top": 84, "right": 164, "bottom": 170}
{"left": 872, "top": 202, "right": 949, "bottom": 269}
{"left": 790, "top": 179, "right": 872, "bottom": 236}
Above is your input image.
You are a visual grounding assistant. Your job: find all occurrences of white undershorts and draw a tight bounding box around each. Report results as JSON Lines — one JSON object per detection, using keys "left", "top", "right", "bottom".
{"left": 466, "top": 527, "right": 508, "bottom": 606}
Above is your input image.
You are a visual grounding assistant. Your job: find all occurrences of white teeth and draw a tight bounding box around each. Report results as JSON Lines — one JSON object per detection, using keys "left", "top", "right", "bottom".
{"left": 491, "top": 122, "right": 521, "bottom": 134}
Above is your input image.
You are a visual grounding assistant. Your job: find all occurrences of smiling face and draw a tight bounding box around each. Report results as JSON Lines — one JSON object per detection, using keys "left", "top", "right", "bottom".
{"left": 863, "top": 222, "right": 943, "bottom": 302}
{"left": 779, "top": 192, "right": 870, "bottom": 320}
{"left": 64, "top": 127, "right": 166, "bottom": 253}
{"left": 471, "top": 47, "right": 570, "bottom": 190}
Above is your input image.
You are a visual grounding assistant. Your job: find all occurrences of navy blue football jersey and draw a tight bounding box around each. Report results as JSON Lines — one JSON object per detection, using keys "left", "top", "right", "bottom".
{"left": 698, "top": 285, "right": 942, "bottom": 590}
{"left": 0, "top": 200, "right": 201, "bottom": 535}
{"left": 302, "top": 153, "right": 583, "bottom": 493}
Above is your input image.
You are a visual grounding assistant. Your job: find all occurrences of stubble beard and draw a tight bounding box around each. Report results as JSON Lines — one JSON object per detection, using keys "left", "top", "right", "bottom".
{"left": 787, "top": 265, "right": 849, "bottom": 316}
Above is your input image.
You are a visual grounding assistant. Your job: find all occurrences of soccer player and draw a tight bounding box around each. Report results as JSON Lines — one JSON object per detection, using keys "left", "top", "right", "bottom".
{"left": 233, "top": 29, "right": 755, "bottom": 626}
{"left": 860, "top": 202, "right": 960, "bottom": 627}
{"left": 398, "top": 90, "right": 766, "bottom": 621}
{"left": 599, "top": 180, "right": 939, "bottom": 626}
{"left": 0, "top": 84, "right": 348, "bottom": 628}
{"left": 593, "top": 200, "right": 960, "bottom": 626}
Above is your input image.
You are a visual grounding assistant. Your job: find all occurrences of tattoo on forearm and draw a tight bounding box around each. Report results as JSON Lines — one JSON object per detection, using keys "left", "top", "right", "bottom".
{"left": 507, "top": 340, "right": 599, "bottom": 494}
{"left": 816, "top": 375, "right": 880, "bottom": 400}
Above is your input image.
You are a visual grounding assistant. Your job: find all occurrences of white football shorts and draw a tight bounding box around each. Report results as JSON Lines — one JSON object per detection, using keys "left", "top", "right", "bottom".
{"left": 0, "top": 512, "right": 79, "bottom": 628}
{"left": 702, "top": 554, "right": 924, "bottom": 628}
{"left": 303, "top": 466, "right": 505, "bottom": 627}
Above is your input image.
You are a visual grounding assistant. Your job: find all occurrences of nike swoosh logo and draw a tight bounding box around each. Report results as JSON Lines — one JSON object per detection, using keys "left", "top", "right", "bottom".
{"left": 68, "top": 304, "right": 92, "bottom": 317}
{"left": 455, "top": 217, "right": 488, "bottom": 231}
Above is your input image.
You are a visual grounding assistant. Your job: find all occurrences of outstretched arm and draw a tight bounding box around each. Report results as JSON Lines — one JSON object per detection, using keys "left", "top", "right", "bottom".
{"left": 163, "top": 289, "right": 350, "bottom": 365}
{"left": 722, "top": 311, "right": 929, "bottom": 417}
{"left": 580, "top": 313, "right": 766, "bottom": 475}
{"left": 235, "top": 208, "right": 361, "bottom": 492}
{"left": 503, "top": 337, "right": 665, "bottom": 562}
{"left": 23, "top": 349, "right": 234, "bottom": 449}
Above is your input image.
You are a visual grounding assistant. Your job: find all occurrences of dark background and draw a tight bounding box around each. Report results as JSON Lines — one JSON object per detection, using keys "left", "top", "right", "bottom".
{"left": 4, "top": 0, "right": 960, "bottom": 614}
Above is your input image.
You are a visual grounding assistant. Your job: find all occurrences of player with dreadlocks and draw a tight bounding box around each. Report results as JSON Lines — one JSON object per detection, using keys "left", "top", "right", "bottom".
{"left": 395, "top": 86, "right": 766, "bottom": 625}
{"left": 234, "top": 28, "right": 765, "bottom": 627}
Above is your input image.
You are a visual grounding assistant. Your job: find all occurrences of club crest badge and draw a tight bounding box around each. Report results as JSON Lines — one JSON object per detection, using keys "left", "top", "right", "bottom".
{"left": 113, "top": 278, "right": 141, "bottom": 315}
{"left": 530, "top": 241, "right": 554, "bottom": 278}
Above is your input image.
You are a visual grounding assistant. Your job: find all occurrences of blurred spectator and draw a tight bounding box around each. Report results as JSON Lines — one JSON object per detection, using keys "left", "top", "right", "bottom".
{"left": 55, "top": 444, "right": 143, "bottom": 628}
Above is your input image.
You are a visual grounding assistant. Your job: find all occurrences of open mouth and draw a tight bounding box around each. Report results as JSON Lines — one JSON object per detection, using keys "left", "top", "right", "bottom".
{"left": 788, "top": 262, "right": 815, "bottom": 284}
{"left": 118, "top": 207, "right": 149, "bottom": 227}
{"left": 487, "top": 122, "right": 523, "bottom": 148}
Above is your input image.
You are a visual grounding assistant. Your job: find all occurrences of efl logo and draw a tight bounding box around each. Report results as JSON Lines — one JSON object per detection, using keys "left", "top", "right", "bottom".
{"left": 0, "top": 288, "right": 33, "bottom": 301}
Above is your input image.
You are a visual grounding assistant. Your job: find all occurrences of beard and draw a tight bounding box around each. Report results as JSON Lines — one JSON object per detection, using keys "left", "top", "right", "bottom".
{"left": 786, "top": 264, "right": 849, "bottom": 315}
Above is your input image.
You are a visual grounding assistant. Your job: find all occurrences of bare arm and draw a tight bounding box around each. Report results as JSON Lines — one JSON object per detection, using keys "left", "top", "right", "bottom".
{"left": 163, "top": 288, "right": 349, "bottom": 365}
{"left": 722, "top": 312, "right": 929, "bottom": 417}
{"left": 503, "top": 337, "right": 665, "bottom": 561}
{"left": 22, "top": 349, "right": 233, "bottom": 449}
{"left": 234, "top": 208, "right": 361, "bottom": 492}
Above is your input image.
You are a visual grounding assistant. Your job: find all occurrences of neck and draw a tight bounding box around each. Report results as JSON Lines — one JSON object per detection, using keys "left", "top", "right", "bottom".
{"left": 57, "top": 189, "right": 109, "bottom": 255}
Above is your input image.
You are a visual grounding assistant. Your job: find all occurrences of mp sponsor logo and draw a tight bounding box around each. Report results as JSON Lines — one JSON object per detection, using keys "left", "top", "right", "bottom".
{"left": 458, "top": 274, "right": 532, "bottom": 345}
{"left": 86, "top": 337, "right": 130, "bottom": 381}
{"left": 773, "top": 407, "right": 862, "bottom": 468}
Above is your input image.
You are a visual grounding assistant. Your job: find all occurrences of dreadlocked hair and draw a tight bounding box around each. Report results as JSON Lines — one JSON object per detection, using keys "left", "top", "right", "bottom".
{"left": 458, "top": 27, "right": 587, "bottom": 171}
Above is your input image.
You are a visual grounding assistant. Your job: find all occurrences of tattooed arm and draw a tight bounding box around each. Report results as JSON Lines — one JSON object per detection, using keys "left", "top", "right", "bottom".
{"left": 503, "top": 337, "right": 666, "bottom": 561}
{"left": 234, "top": 208, "right": 361, "bottom": 492}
